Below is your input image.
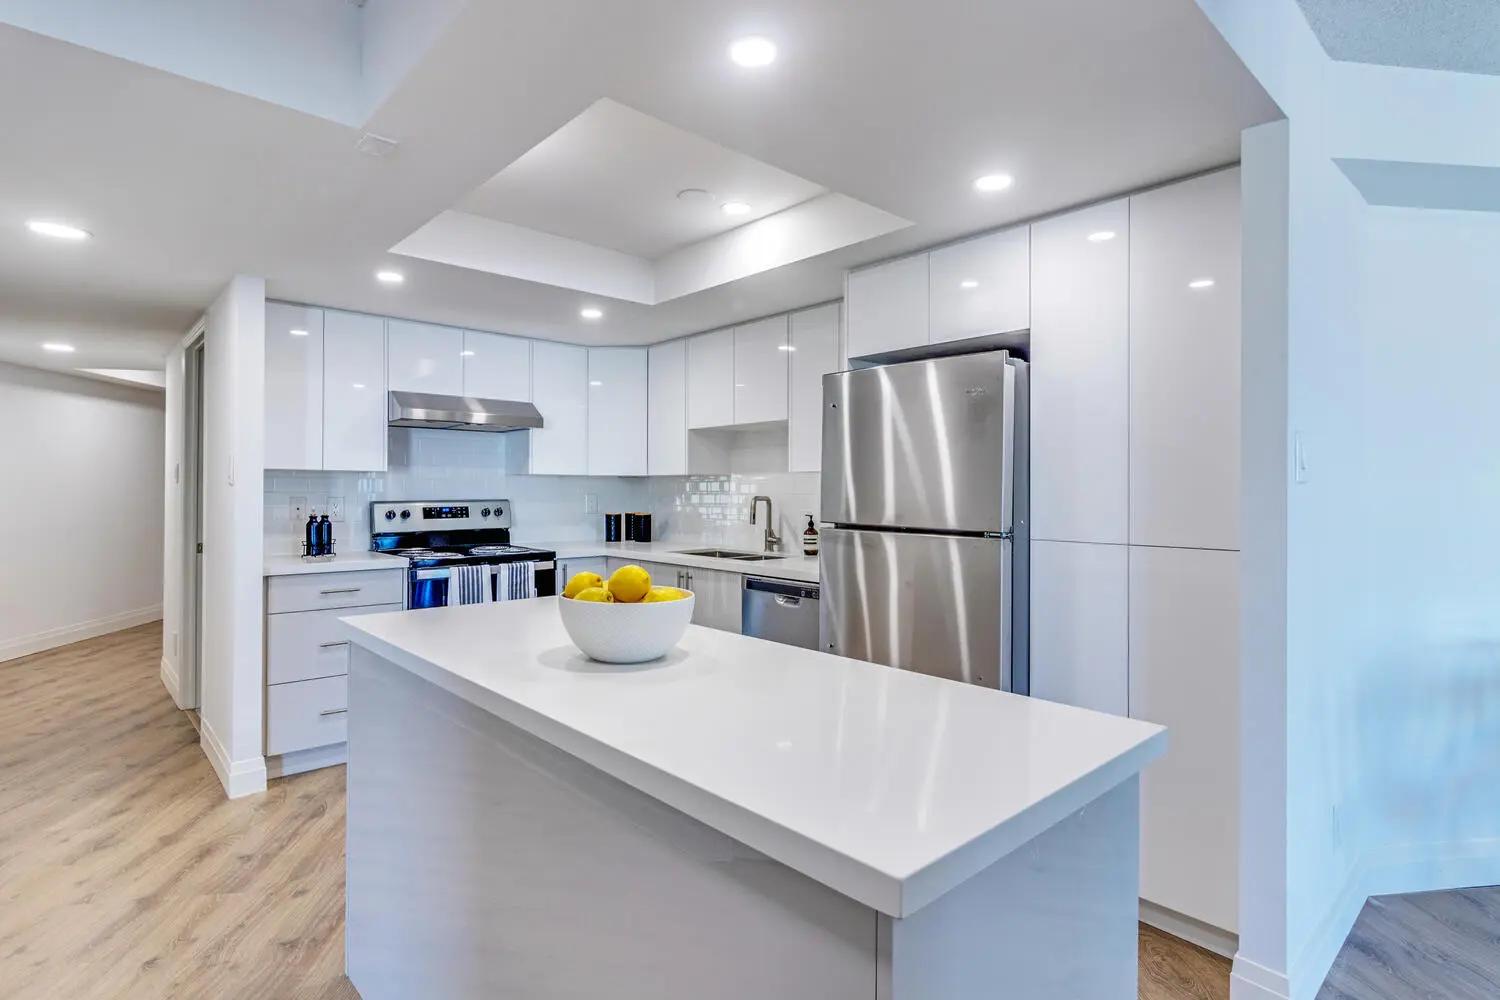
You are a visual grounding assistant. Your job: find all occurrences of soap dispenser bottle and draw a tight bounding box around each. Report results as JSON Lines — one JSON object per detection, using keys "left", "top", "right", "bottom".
{"left": 304, "top": 512, "right": 320, "bottom": 556}
{"left": 802, "top": 514, "right": 819, "bottom": 557}
{"left": 317, "top": 514, "right": 333, "bottom": 557}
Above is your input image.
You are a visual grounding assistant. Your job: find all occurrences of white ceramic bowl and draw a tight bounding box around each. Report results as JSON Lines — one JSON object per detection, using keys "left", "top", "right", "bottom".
{"left": 557, "top": 591, "right": 696, "bottom": 663}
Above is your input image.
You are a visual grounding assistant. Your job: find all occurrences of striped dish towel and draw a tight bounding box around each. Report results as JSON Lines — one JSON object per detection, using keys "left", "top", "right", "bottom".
{"left": 447, "top": 563, "right": 491, "bottom": 606}
{"left": 496, "top": 562, "right": 537, "bottom": 601}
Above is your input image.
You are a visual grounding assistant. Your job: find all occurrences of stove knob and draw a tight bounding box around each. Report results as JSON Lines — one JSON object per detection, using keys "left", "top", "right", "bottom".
{"left": 481, "top": 508, "right": 491, "bottom": 518}
{"left": 384, "top": 509, "right": 396, "bottom": 521}
{"left": 399, "top": 509, "right": 411, "bottom": 520}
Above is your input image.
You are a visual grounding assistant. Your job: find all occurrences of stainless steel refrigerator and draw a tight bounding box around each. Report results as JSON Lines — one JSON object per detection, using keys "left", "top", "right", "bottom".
{"left": 818, "top": 350, "right": 1028, "bottom": 691}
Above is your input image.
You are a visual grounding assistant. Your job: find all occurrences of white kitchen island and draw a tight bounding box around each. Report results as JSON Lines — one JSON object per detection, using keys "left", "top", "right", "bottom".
{"left": 341, "top": 598, "right": 1165, "bottom": 1000}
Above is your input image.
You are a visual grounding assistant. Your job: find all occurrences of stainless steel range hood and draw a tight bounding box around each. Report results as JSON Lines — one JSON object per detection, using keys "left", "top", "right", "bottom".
{"left": 387, "top": 390, "right": 544, "bottom": 432}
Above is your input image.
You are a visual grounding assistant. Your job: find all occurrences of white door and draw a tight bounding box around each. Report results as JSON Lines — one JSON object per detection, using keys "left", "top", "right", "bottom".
{"left": 1029, "top": 540, "right": 1128, "bottom": 716}
{"left": 587, "top": 348, "right": 648, "bottom": 476}
{"left": 323, "top": 310, "right": 387, "bottom": 472}
{"left": 686, "top": 329, "right": 735, "bottom": 428}
{"left": 387, "top": 319, "right": 464, "bottom": 395}
{"left": 1129, "top": 169, "right": 1241, "bottom": 550}
{"left": 462, "top": 331, "right": 530, "bottom": 400}
{"left": 529, "top": 341, "right": 588, "bottom": 475}
{"left": 264, "top": 302, "right": 323, "bottom": 471}
{"left": 1129, "top": 545, "right": 1239, "bottom": 932}
{"left": 928, "top": 226, "right": 1030, "bottom": 344}
{"left": 788, "top": 303, "right": 842, "bottom": 473}
{"left": 732, "top": 316, "right": 789, "bottom": 424}
{"left": 845, "top": 254, "right": 929, "bottom": 359}
{"left": 648, "top": 340, "right": 687, "bottom": 476}
{"left": 1030, "top": 199, "right": 1129, "bottom": 545}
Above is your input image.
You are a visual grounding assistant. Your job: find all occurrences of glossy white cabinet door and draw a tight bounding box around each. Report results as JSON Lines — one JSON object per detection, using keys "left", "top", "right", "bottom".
{"left": 681, "top": 566, "right": 742, "bottom": 633}
{"left": 929, "top": 226, "right": 1030, "bottom": 344}
{"left": 1030, "top": 200, "right": 1129, "bottom": 544}
{"left": 732, "top": 315, "right": 789, "bottom": 424}
{"left": 1129, "top": 169, "right": 1241, "bottom": 550}
{"left": 788, "top": 303, "right": 842, "bottom": 473}
{"left": 648, "top": 340, "right": 688, "bottom": 476}
{"left": 1129, "top": 545, "right": 1239, "bottom": 933}
{"left": 686, "top": 328, "right": 735, "bottom": 429}
{"left": 387, "top": 319, "right": 464, "bottom": 395}
{"left": 462, "top": 330, "right": 530, "bottom": 400}
{"left": 846, "top": 254, "right": 929, "bottom": 359}
{"left": 323, "top": 310, "right": 387, "bottom": 471}
{"left": 1029, "top": 540, "right": 1128, "bottom": 716}
{"left": 529, "top": 340, "right": 588, "bottom": 475}
{"left": 265, "top": 302, "right": 323, "bottom": 470}
{"left": 587, "top": 348, "right": 648, "bottom": 476}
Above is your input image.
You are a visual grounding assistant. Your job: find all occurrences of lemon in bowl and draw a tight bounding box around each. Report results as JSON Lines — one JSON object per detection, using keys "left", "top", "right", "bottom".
{"left": 558, "top": 566, "right": 694, "bottom": 663}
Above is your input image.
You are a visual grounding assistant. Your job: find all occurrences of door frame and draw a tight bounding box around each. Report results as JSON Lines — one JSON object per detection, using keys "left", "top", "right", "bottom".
{"left": 178, "top": 326, "right": 206, "bottom": 711}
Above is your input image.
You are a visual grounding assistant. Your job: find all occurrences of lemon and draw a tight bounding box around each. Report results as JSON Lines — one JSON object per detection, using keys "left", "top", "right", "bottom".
{"left": 573, "top": 586, "right": 613, "bottom": 603}
{"left": 563, "top": 571, "right": 605, "bottom": 599}
{"left": 607, "top": 564, "right": 652, "bottom": 603}
{"left": 642, "top": 586, "right": 688, "bottom": 603}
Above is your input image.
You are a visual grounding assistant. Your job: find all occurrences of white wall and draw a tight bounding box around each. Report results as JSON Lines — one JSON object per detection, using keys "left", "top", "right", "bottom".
{"left": 0, "top": 362, "right": 164, "bottom": 661}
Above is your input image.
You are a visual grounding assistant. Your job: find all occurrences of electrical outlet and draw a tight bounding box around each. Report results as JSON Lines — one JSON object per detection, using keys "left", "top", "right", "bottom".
{"left": 327, "top": 496, "right": 345, "bottom": 522}
{"left": 583, "top": 492, "right": 599, "bottom": 515}
{"left": 289, "top": 495, "right": 309, "bottom": 527}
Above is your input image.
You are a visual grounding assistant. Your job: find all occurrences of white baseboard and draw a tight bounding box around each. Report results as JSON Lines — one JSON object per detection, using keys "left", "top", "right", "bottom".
{"left": 0, "top": 605, "right": 162, "bottom": 663}
{"left": 1231, "top": 955, "right": 1291, "bottom": 1000}
{"left": 267, "top": 742, "right": 346, "bottom": 779}
{"left": 1140, "top": 899, "right": 1237, "bottom": 958}
{"left": 159, "top": 655, "right": 186, "bottom": 708}
{"left": 200, "top": 717, "right": 267, "bottom": 799}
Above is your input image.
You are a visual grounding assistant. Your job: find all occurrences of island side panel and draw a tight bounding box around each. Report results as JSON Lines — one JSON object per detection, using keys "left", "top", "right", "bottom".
{"left": 878, "top": 777, "right": 1140, "bottom": 1000}
{"left": 346, "top": 647, "right": 877, "bottom": 1000}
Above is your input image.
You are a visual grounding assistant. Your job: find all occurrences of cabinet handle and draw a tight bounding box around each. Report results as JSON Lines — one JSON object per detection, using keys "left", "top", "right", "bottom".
{"left": 319, "top": 640, "right": 349, "bottom": 649}
{"left": 320, "top": 587, "right": 361, "bottom": 596}
{"left": 319, "top": 708, "right": 348, "bottom": 717}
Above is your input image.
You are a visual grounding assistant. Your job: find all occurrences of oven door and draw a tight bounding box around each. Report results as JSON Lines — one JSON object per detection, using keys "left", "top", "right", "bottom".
{"left": 409, "top": 567, "right": 453, "bottom": 610}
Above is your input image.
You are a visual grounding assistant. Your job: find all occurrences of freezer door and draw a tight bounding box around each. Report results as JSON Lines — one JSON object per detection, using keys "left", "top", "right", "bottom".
{"left": 821, "top": 351, "right": 1011, "bottom": 533}
{"left": 818, "top": 527, "right": 1009, "bottom": 689}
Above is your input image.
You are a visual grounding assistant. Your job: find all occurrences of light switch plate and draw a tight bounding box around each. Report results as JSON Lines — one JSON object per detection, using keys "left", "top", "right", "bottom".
{"left": 327, "top": 496, "right": 345, "bottom": 521}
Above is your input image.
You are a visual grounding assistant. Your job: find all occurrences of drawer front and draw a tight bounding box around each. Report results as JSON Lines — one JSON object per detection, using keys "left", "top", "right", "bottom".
{"left": 266, "top": 603, "right": 402, "bottom": 685}
{"left": 266, "top": 675, "right": 348, "bottom": 755}
{"left": 267, "top": 569, "right": 405, "bottom": 614}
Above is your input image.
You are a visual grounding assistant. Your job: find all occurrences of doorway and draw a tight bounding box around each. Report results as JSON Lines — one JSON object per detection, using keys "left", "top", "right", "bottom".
{"left": 180, "top": 334, "right": 206, "bottom": 714}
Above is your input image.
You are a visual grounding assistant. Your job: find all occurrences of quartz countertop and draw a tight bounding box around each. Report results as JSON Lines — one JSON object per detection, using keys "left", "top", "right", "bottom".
{"left": 520, "top": 538, "right": 821, "bottom": 583}
{"left": 263, "top": 551, "right": 408, "bottom": 577}
{"left": 341, "top": 597, "right": 1166, "bottom": 917}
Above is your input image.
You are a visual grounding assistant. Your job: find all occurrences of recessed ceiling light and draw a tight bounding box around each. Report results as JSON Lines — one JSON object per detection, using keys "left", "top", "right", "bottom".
{"left": 729, "top": 36, "right": 776, "bottom": 68}
{"left": 960, "top": 279, "right": 979, "bottom": 290}
{"left": 376, "top": 270, "right": 403, "bottom": 285}
{"left": 27, "top": 220, "right": 90, "bottom": 241}
{"left": 42, "top": 342, "right": 75, "bottom": 353}
{"left": 1087, "top": 231, "right": 1117, "bottom": 242}
{"left": 1188, "top": 278, "right": 1216, "bottom": 290}
{"left": 778, "top": 344, "right": 796, "bottom": 352}
{"left": 580, "top": 306, "right": 603, "bottom": 320}
{"left": 460, "top": 349, "right": 475, "bottom": 357}
{"left": 721, "top": 200, "right": 752, "bottom": 217}
{"left": 289, "top": 328, "right": 310, "bottom": 337}
{"left": 973, "top": 173, "right": 1014, "bottom": 193}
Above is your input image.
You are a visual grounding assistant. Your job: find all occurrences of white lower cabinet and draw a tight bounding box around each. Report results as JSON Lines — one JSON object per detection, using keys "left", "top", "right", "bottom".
{"left": 682, "top": 566, "right": 742, "bottom": 633}
{"left": 266, "top": 676, "right": 349, "bottom": 756}
{"left": 1029, "top": 541, "right": 1128, "bottom": 716}
{"left": 558, "top": 557, "right": 608, "bottom": 584}
{"left": 1128, "top": 545, "right": 1239, "bottom": 933}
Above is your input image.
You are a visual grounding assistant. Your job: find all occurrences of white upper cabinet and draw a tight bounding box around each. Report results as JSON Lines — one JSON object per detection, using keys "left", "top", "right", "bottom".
{"left": 1030, "top": 199, "right": 1129, "bottom": 545}
{"left": 529, "top": 340, "right": 588, "bottom": 475}
{"left": 264, "top": 302, "right": 323, "bottom": 471}
{"left": 323, "top": 310, "right": 387, "bottom": 472}
{"left": 1029, "top": 540, "right": 1128, "bottom": 716}
{"left": 788, "top": 303, "right": 842, "bottom": 473}
{"left": 387, "top": 319, "right": 464, "bottom": 396}
{"left": 648, "top": 340, "right": 687, "bottom": 476}
{"left": 686, "top": 328, "right": 735, "bottom": 429}
{"left": 846, "top": 254, "right": 929, "bottom": 360}
{"left": 462, "top": 331, "right": 530, "bottom": 400}
{"left": 1129, "top": 169, "right": 1241, "bottom": 550}
{"left": 587, "top": 348, "right": 648, "bottom": 476}
{"left": 732, "top": 316, "right": 789, "bottom": 425}
{"left": 928, "top": 226, "right": 1030, "bottom": 344}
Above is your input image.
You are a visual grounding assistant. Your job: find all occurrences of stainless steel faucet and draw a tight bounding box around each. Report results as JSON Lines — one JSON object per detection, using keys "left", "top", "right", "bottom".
{"left": 749, "top": 495, "right": 782, "bottom": 552}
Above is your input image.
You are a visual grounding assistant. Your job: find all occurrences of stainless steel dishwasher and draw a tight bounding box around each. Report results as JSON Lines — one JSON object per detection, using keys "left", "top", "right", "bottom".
{"left": 741, "top": 576, "right": 821, "bottom": 650}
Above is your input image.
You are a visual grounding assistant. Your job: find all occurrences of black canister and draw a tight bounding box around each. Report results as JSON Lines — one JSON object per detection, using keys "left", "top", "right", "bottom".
{"left": 624, "top": 512, "right": 637, "bottom": 541}
{"left": 632, "top": 512, "right": 652, "bottom": 543}
{"left": 604, "top": 513, "right": 622, "bottom": 542}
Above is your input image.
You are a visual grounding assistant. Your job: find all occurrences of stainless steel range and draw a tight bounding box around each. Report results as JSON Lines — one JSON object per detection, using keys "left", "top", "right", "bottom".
{"left": 370, "top": 500, "right": 557, "bottom": 609}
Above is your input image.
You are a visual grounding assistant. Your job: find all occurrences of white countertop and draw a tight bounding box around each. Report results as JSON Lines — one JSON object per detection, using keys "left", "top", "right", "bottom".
{"left": 524, "top": 538, "right": 821, "bottom": 583}
{"left": 263, "top": 551, "right": 408, "bottom": 577}
{"left": 341, "top": 598, "right": 1165, "bottom": 918}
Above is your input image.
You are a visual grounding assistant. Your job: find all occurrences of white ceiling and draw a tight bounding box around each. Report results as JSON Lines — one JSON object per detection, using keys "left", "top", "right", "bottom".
{"left": 0, "top": 0, "right": 1278, "bottom": 375}
{"left": 1297, "top": 0, "right": 1500, "bottom": 76}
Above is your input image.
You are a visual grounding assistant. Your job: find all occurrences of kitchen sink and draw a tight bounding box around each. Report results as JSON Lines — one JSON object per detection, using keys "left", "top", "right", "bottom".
{"left": 726, "top": 554, "right": 785, "bottom": 561}
{"left": 674, "top": 548, "right": 784, "bottom": 561}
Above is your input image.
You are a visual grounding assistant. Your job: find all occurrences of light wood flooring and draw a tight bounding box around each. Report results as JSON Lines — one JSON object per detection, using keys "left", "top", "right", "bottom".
{"left": 1, "top": 622, "right": 1232, "bottom": 1000}
{"left": 1318, "top": 886, "right": 1500, "bottom": 999}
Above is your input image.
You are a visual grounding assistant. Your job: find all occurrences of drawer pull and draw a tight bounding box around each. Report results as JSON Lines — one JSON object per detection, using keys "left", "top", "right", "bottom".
{"left": 318, "top": 640, "right": 350, "bottom": 649}
{"left": 319, "top": 587, "right": 362, "bottom": 596}
{"left": 319, "top": 708, "right": 348, "bottom": 717}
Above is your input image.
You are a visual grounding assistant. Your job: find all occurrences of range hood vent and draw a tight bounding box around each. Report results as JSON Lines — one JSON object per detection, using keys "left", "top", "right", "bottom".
{"left": 387, "top": 390, "right": 544, "bottom": 432}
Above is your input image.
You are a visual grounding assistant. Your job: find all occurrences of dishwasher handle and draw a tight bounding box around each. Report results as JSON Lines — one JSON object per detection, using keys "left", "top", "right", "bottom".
{"left": 743, "top": 576, "right": 820, "bottom": 602}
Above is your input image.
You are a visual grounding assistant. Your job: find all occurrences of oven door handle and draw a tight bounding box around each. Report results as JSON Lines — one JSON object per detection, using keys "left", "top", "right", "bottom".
{"left": 413, "top": 567, "right": 453, "bottom": 581}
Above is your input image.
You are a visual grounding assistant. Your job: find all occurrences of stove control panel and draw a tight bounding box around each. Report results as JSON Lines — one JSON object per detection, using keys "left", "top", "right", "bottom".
{"left": 370, "top": 500, "right": 511, "bottom": 532}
